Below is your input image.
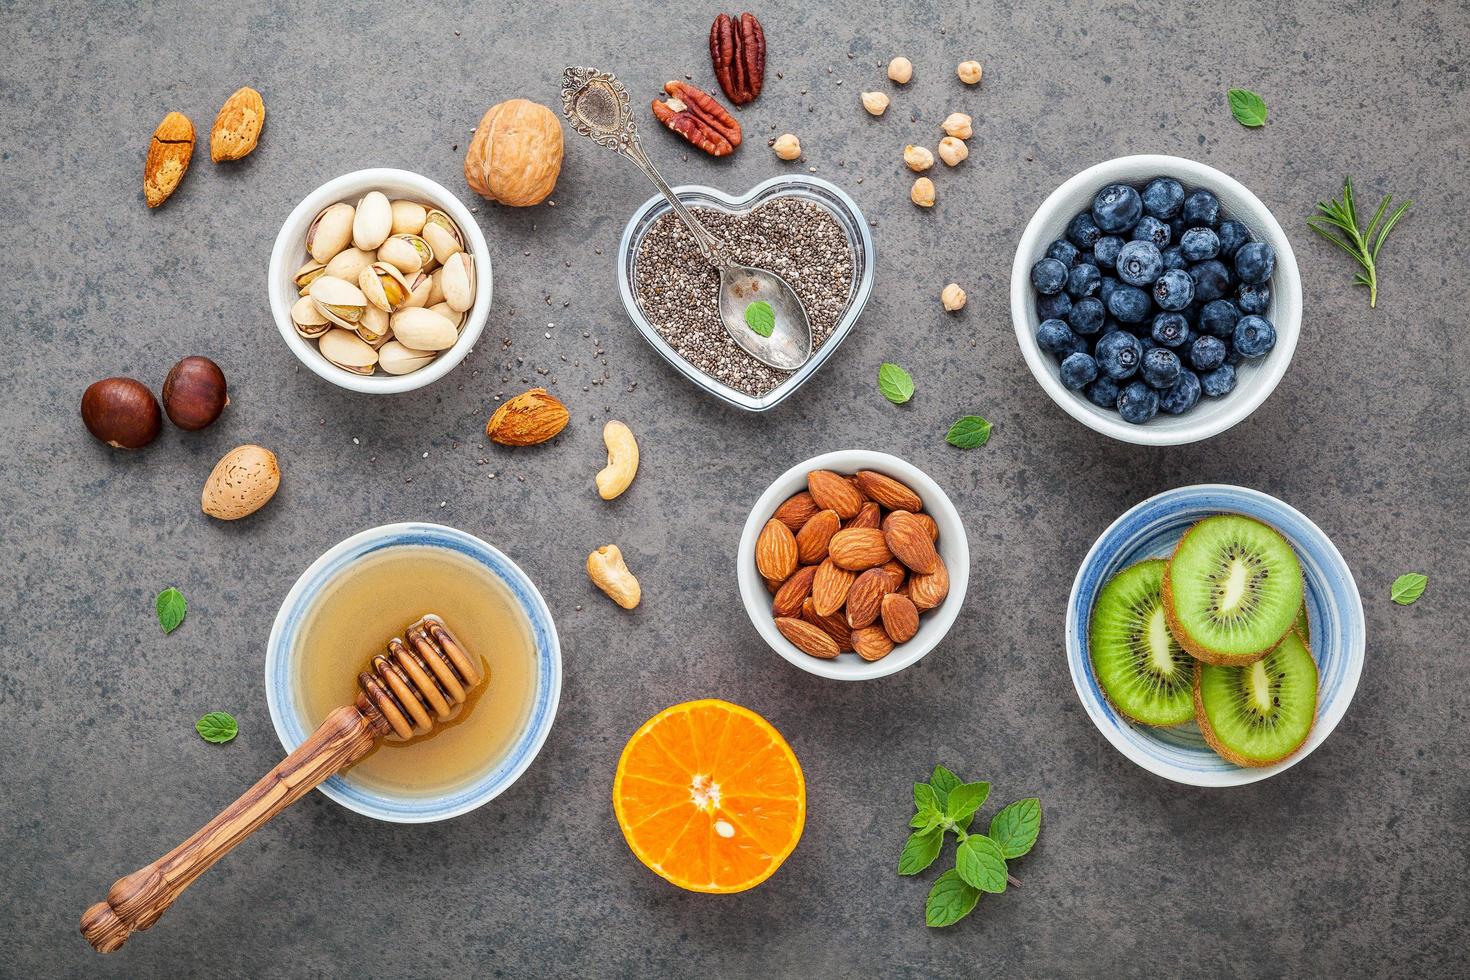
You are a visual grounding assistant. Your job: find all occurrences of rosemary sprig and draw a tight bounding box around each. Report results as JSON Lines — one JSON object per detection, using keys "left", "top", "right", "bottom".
{"left": 1306, "top": 177, "right": 1412, "bottom": 308}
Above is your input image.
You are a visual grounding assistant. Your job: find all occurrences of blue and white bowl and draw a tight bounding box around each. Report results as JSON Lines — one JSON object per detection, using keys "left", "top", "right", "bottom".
{"left": 1066, "top": 485, "right": 1364, "bottom": 786}
{"left": 266, "top": 523, "right": 561, "bottom": 822}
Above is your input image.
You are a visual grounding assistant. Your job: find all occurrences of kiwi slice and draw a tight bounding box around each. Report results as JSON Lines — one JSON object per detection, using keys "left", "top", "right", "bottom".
{"left": 1089, "top": 559, "right": 1195, "bottom": 726}
{"left": 1292, "top": 603, "right": 1310, "bottom": 643}
{"left": 1194, "top": 630, "right": 1318, "bottom": 767}
{"left": 1163, "top": 515, "right": 1304, "bottom": 666}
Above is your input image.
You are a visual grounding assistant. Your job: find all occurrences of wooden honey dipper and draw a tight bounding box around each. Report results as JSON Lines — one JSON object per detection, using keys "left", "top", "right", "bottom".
{"left": 80, "top": 615, "right": 482, "bottom": 953}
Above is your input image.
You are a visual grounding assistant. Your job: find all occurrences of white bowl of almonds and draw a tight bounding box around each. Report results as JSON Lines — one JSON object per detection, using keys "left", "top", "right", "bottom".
{"left": 268, "top": 168, "right": 492, "bottom": 393}
{"left": 738, "top": 450, "right": 970, "bottom": 681}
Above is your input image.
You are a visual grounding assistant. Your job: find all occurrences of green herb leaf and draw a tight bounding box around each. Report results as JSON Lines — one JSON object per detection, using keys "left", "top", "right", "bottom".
{"left": 878, "top": 362, "right": 915, "bottom": 405}
{"left": 156, "top": 587, "right": 187, "bottom": 634}
{"left": 1306, "top": 176, "right": 1412, "bottom": 308}
{"left": 1227, "top": 88, "right": 1268, "bottom": 127}
{"left": 913, "top": 782, "right": 938, "bottom": 813}
{"left": 956, "top": 834, "right": 1010, "bottom": 893}
{"left": 929, "top": 765, "right": 961, "bottom": 807}
{"left": 744, "top": 300, "right": 775, "bottom": 338}
{"left": 988, "top": 798, "right": 1042, "bottom": 858}
{"left": 195, "top": 711, "right": 238, "bottom": 744}
{"left": 1390, "top": 573, "right": 1428, "bottom": 606}
{"left": 909, "top": 810, "right": 941, "bottom": 831}
{"left": 925, "top": 869, "right": 981, "bottom": 927}
{"left": 945, "top": 416, "right": 991, "bottom": 449}
{"left": 899, "top": 826, "right": 945, "bottom": 876}
{"left": 945, "top": 781, "right": 991, "bottom": 824}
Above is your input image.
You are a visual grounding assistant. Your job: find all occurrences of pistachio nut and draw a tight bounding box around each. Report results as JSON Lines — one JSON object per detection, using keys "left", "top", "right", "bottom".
{"left": 291, "top": 294, "right": 330, "bottom": 338}
{"left": 378, "top": 340, "right": 437, "bottom": 375}
{"left": 308, "top": 275, "right": 369, "bottom": 328}
{"left": 306, "top": 202, "right": 355, "bottom": 263}
{"left": 352, "top": 191, "right": 393, "bottom": 251}
{"left": 377, "top": 234, "right": 432, "bottom": 276}
{"left": 323, "top": 246, "right": 377, "bottom": 284}
{"left": 318, "top": 328, "right": 379, "bottom": 375}
{"left": 429, "top": 301, "right": 465, "bottom": 330}
{"left": 390, "top": 306, "right": 459, "bottom": 351}
{"left": 403, "top": 270, "right": 433, "bottom": 309}
{"left": 356, "top": 303, "right": 392, "bottom": 346}
{"left": 440, "top": 252, "right": 476, "bottom": 313}
{"left": 426, "top": 267, "right": 447, "bottom": 306}
{"left": 421, "top": 210, "right": 463, "bottom": 263}
{"left": 390, "top": 199, "right": 428, "bottom": 236}
{"left": 358, "top": 261, "right": 412, "bottom": 313}
{"left": 294, "top": 260, "right": 326, "bottom": 291}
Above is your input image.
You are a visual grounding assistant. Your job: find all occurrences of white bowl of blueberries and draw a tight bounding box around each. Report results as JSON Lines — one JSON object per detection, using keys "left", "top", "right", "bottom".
{"left": 1010, "top": 154, "right": 1301, "bottom": 446}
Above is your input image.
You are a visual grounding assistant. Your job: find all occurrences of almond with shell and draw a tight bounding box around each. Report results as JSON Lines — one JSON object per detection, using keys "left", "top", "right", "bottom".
{"left": 755, "top": 518, "right": 799, "bottom": 582}
{"left": 144, "top": 111, "right": 194, "bottom": 207}
{"left": 486, "top": 388, "right": 569, "bottom": 446}
{"left": 210, "top": 86, "right": 265, "bottom": 162}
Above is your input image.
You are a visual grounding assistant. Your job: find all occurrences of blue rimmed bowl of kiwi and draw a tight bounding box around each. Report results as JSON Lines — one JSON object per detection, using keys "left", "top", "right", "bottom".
{"left": 1066, "top": 485, "right": 1364, "bottom": 787}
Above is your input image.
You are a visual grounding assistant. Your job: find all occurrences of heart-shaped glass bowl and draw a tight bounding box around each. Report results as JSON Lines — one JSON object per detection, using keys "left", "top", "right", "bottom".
{"left": 617, "top": 175, "right": 874, "bottom": 412}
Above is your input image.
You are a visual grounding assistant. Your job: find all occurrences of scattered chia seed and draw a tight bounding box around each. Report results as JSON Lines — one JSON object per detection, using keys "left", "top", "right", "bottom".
{"left": 633, "top": 198, "right": 854, "bottom": 396}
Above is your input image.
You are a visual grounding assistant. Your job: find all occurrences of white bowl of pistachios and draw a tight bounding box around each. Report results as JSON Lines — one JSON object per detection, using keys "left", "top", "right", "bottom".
{"left": 269, "top": 168, "right": 492, "bottom": 393}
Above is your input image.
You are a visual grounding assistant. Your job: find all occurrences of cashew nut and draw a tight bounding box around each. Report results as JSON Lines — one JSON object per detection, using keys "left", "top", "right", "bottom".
{"left": 587, "top": 544, "right": 641, "bottom": 609}
{"left": 595, "top": 420, "right": 639, "bottom": 500}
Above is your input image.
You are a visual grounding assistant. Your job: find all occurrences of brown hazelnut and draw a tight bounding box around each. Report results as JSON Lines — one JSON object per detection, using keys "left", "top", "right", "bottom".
{"left": 162, "top": 356, "right": 228, "bottom": 430}
{"left": 81, "top": 378, "right": 162, "bottom": 449}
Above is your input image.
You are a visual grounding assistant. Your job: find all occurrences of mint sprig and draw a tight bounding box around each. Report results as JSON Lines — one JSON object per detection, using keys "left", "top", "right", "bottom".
{"left": 900, "top": 766, "right": 1042, "bottom": 927}
{"left": 156, "top": 587, "right": 187, "bottom": 634}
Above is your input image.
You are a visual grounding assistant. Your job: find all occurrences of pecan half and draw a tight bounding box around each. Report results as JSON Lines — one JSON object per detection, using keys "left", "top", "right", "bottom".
{"left": 709, "top": 12, "right": 766, "bottom": 105}
{"left": 650, "top": 81, "right": 742, "bottom": 157}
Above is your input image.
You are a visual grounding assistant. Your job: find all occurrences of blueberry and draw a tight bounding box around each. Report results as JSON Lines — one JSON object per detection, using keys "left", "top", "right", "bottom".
{"left": 1037, "top": 291, "right": 1072, "bottom": 320}
{"left": 1142, "top": 177, "right": 1185, "bottom": 219}
{"left": 1199, "top": 298, "right": 1242, "bottom": 337}
{"left": 1200, "top": 363, "right": 1237, "bottom": 397}
{"left": 1224, "top": 343, "right": 1244, "bottom": 366}
{"left": 1237, "top": 282, "right": 1270, "bottom": 315}
{"left": 1106, "top": 284, "right": 1152, "bottom": 323}
{"left": 1078, "top": 252, "right": 1097, "bottom": 268}
{"left": 1116, "top": 241, "right": 1164, "bottom": 287}
{"left": 1085, "top": 376, "right": 1120, "bottom": 409}
{"left": 1067, "top": 211, "right": 1103, "bottom": 249}
{"left": 1037, "top": 318, "right": 1083, "bottom": 357}
{"left": 1232, "top": 315, "right": 1276, "bottom": 358}
{"left": 1066, "top": 263, "right": 1102, "bottom": 298}
{"left": 1093, "top": 236, "right": 1124, "bottom": 270}
{"left": 1168, "top": 217, "right": 1188, "bottom": 242}
{"left": 1190, "top": 260, "right": 1232, "bottom": 302}
{"left": 1179, "top": 227, "right": 1220, "bottom": 262}
{"left": 1161, "top": 245, "right": 1188, "bottom": 272}
{"left": 1179, "top": 300, "right": 1203, "bottom": 326}
{"left": 1188, "top": 335, "right": 1227, "bottom": 371}
{"left": 1138, "top": 334, "right": 1160, "bottom": 352}
{"left": 1047, "top": 239, "right": 1080, "bottom": 265}
{"left": 1182, "top": 188, "right": 1220, "bottom": 227}
{"left": 1098, "top": 276, "right": 1121, "bottom": 307}
{"left": 1096, "top": 330, "right": 1143, "bottom": 380}
{"left": 1158, "top": 369, "right": 1202, "bottom": 415}
{"left": 1131, "top": 216, "right": 1171, "bottom": 248}
{"left": 1152, "top": 269, "right": 1195, "bottom": 311}
{"left": 1152, "top": 312, "right": 1190, "bottom": 347}
{"left": 1141, "top": 347, "right": 1181, "bottom": 389}
{"left": 1060, "top": 352, "right": 1099, "bottom": 390}
{"left": 1092, "top": 183, "right": 1144, "bottom": 233}
{"left": 1068, "top": 296, "right": 1106, "bottom": 335}
{"left": 1235, "top": 241, "right": 1276, "bottom": 284}
{"left": 1031, "top": 257, "right": 1068, "bottom": 295}
{"left": 1117, "top": 382, "right": 1160, "bottom": 424}
{"left": 1217, "top": 220, "right": 1250, "bottom": 257}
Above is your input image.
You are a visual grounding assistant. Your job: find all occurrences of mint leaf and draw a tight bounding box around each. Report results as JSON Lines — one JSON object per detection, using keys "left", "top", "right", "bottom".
{"left": 1391, "top": 573, "right": 1427, "bottom": 605}
{"left": 899, "top": 826, "right": 945, "bottom": 876}
{"left": 929, "top": 765, "right": 961, "bottom": 807}
{"left": 945, "top": 781, "right": 991, "bottom": 824}
{"left": 156, "top": 587, "right": 187, "bottom": 634}
{"left": 878, "top": 362, "right": 915, "bottom": 405}
{"left": 1228, "top": 88, "right": 1268, "bottom": 127}
{"left": 744, "top": 300, "right": 775, "bottom": 338}
{"left": 956, "top": 834, "right": 1009, "bottom": 893}
{"left": 913, "top": 782, "right": 938, "bottom": 813}
{"left": 945, "top": 416, "right": 991, "bottom": 449}
{"left": 925, "top": 869, "right": 980, "bottom": 927}
{"left": 988, "top": 798, "right": 1042, "bottom": 858}
{"left": 909, "top": 810, "right": 940, "bottom": 831}
{"left": 195, "top": 711, "right": 238, "bottom": 744}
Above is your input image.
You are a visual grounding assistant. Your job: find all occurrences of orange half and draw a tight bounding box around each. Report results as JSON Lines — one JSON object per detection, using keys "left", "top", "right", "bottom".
{"left": 613, "top": 699, "right": 805, "bottom": 894}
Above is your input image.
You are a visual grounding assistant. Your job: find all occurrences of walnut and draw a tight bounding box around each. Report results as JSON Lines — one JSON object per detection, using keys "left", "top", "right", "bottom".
{"left": 464, "top": 99, "right": 564, "bottom": 207}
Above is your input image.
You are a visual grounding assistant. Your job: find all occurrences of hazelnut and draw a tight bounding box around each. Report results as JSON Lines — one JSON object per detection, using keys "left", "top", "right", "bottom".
{"left": 938, "top": 136, "right": 969, "bottom": 166}
{"left": 162, "top": 356, "right": 228, "bottom": 431}
{"left": 942, "top": 283, "right": 967, "bottom": 311}
{"left": 942, "top": 113, "right": 973, "bottom": 139}
{"left": 772, "top": 133, "right": 801, "bottom": 161}
{"left": 957, "top": 60, "right": 983, "bottom": 85}
{"left": 861, "top": 91, "right": 890, "bottom": 116}
{"left": 910, "top": 177, "right": 936, "bottom": 208}
{"left": 887, "top": 57, "right": 913, "bottom": 84}
{"left": 81, "top": 377, "right": 162, "bottom": 449}
{"left": 903, "top": 144, "right": 934, "bottom": 172}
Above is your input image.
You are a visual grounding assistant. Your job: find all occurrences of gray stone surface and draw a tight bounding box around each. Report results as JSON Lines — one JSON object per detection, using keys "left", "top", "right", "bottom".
{"left": 2, "top": 0, "right": 1466, "bottom": 976}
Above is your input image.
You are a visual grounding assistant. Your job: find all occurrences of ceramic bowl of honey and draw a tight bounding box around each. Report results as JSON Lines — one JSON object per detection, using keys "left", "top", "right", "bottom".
{"left": 266, "top": 523, "right": 561, "bottom": 823}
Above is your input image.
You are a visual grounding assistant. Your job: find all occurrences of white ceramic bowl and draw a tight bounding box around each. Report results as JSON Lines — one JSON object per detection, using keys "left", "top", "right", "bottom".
{"left": 268, "top": 168, "right": 492, "bottom": 394}
{"left": 1010, "top": 154, "right": 1301, "bottom": 446}
{"left": 737, "top": 451, "right": 969, "bottom": 681}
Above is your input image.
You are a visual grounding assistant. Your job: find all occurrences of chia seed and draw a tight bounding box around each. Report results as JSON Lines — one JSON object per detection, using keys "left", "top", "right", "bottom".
{"left": 633, "top": 198, "right": 854, "bottom": 396}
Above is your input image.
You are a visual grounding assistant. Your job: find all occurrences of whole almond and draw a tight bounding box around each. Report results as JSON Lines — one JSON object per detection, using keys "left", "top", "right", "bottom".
{"left": 880, "top": 559, "right": 908, "bottom": 591}
{"left": 773, "top": 491, "right": 819, "bottom": 532}
{"left": 807, "top": 469, "right": 865, "bottom": 518}
{"left": 210, "top": 86, "right": 265, "bottom": 162}
{"left": 828, "top": 527, "right": 893, "bottom": 571}
{"left": 776, "top": 616, "right": 840, "bottom": 659}
{"left": 881, "top": 593, "right": 921, "bottom": 643}
{"left": 801, "top": 597, "right": 854, "bottom": 652}
{"left": 486, "top": 388, "right": 569, "bottom": 445}
{"left": 852, "top": 625, "right": 896, "bottom": 662}
{"left": 883, "top": 511, "right": 941, "bottom": 573}
{"left": 763, "top": 576, "right": 784, "bottom": 595}
{"left": 795, "top": 509, "right": 841, "bottom": 564}
{"left": 855, "top": 470, "right": 924, "bottom": 513}
{"left": 772, "top": 564, "right": 818, "bottom": 618}
{"left": 811, "top": 558, "right": 857, "bottom": 617}
{"left": 909, "top": 555, "right": 950, "bottom": 611}
{"left": 755, "top": 518, "right": 798, "bottom": 581}
{"left": 882, "top": 509, "right": 939, "bottom": 541}
{"left": 144, "top": 111, "right": 195, "bottom": 207}
{"left": 846, "top": 568, "right": 894, "bottom": 629}
{"left": 846, "top": 501, "right": 882, "bottom": 530}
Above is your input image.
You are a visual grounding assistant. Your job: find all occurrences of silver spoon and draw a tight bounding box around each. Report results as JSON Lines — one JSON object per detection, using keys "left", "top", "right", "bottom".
{"left": 561, "top": 66, "right": 813, "bottom": 371}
